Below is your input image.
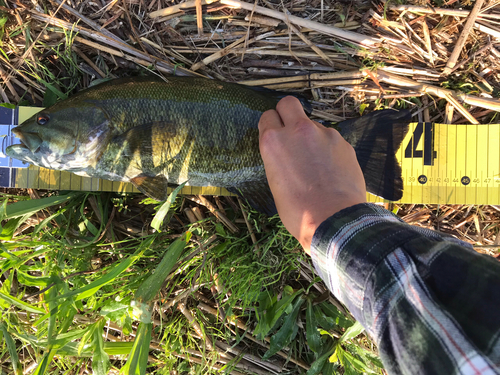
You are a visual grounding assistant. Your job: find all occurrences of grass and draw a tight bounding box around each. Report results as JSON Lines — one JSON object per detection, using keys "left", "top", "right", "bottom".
{"left": 0, "top": 190, "right": 382, "bottom": 374}
{"left": 1, "top": 0, "right": 499, "bottom": 373}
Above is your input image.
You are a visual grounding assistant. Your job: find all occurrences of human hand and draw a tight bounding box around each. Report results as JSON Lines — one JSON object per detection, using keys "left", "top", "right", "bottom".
{"left": 258, "top": 96, "right": 366, "bottom": 254}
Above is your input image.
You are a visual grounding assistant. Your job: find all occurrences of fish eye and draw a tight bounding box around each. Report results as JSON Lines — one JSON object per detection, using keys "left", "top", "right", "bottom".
{"left": 37, "top": 114, "right": 49, "bottom": 125}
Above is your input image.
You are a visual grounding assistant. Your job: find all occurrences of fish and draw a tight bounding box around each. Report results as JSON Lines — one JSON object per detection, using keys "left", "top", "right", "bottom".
{"left": 6, "top": 76, "right": 410, "bottom": 215}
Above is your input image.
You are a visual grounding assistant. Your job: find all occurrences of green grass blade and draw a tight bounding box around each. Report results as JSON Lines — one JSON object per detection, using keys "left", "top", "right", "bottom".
{"left": 254, "top": 288, "right": 303, "bottom": 339}
{"left": 307, "top": 342, "right": 337, "bottom": 375}
{"left": 57, "top": 341, "right": 135, "bottom": 357}
{"left": 306, "top": 299, "right": 322, "bottom": 353}
{"left": 123, "top": 322, "right": 153, "bottom": 375}
{"left": 92, "top": 320, "right": 110, "bottom": 375}
{"left": 16, "top": 270, "right": 51, "bottom": 287}
{"left": 320, "top": 302, "right": 353, "bottom": 328}
{"left": 54, "top": 237, "right": 154, "bottom": 301}
{"left": 340, "top": 321, "right": 364, "bottom": 343}
{"left": 134, "top": 232, "right": 191, "bottom": 306}
{"left": 151, "top": 181, "right": 187, "bottom": 232}
{"left": 0, "top": 323, "right": 21, "bottom": 375}
{"left": 32, "top": 349, "right": 57, "bottom": 375}
{"left": 38, "top": 78, "right": 67, "bottom": 101}
{"left": 0, "top": 291, "right": 44, "bottom": 313}
{"left": 0, "top": 214, "right": 31, "bottom": 240}
{"left": 263, "top": 295, "right": 306, "bottom": 359}
{"left": 4, "top": 193, "right": 81, "bottom": 219}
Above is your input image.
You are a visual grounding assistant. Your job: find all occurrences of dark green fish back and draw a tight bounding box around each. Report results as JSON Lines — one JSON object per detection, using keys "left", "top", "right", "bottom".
{"left": 63, "top": 76, "right": 279, "bottom": 131}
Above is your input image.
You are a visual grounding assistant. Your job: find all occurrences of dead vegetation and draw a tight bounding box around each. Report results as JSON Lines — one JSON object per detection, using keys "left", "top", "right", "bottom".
{"left": 0, "top": 0, "right": 499, "bottom": 372}
{"left": 1, "top": 0, "right": 499, "bottom": 304}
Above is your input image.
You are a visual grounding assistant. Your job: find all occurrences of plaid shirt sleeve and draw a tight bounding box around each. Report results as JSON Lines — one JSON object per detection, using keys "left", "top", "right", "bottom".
{"left": 310, "top": 203, "right": 500, "bottom": 375}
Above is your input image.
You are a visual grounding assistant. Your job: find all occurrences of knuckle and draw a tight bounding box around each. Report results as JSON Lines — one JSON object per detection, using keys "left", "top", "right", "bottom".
{"left": 276, "top": 96, "right": 300, "bottom": 111}
{"left": 291, "top": 120, "right": 317, "bottom": 138}
{"left": 258, "top": 110, "right": 275, "bottom": 128}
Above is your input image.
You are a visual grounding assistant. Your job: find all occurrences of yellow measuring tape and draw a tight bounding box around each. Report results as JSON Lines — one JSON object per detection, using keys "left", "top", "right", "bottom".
{"left": 367, "top": 121, "right": 500, "bottom": 205}
{"left": 6, "top": 107, "right": 500, "bottom": 205}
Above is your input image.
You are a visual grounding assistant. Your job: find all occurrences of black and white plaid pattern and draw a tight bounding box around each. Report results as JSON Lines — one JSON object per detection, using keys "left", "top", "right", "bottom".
{"left": 311, "top": 203, "right": 500, "bottom": 375}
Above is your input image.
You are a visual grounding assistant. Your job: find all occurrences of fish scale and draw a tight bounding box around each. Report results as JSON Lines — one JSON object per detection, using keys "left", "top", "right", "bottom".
{"left": 6, "top": 76, "right": 410, "bottom": 215}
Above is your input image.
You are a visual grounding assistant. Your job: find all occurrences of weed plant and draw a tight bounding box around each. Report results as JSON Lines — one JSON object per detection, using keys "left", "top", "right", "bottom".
{"left": 0, "top": 190, "right": 383, "bottom": 374}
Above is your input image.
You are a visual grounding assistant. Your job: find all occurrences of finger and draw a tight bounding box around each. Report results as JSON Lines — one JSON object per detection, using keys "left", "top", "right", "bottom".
{"left": 275, "top": 96, "right": 311, "bottom": 128}
{"left": 259, "top": 109, "right": 283, "bottom": 133}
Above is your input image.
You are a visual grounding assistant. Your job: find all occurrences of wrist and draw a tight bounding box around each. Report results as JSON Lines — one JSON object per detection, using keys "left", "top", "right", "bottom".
{"left": 302, "top": 199, "right": 366, "bottom": 254}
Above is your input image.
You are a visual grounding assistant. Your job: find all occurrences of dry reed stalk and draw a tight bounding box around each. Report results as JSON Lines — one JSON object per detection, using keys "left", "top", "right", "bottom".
{"left": 139, "top": 38, "right": 196, "bottom": 66}
{"left": 29, "top": 11, "right": 196, "bottom": 77}
{"left": 215, "top": 340, "right": 285, "bottom": 373}
{"left": 197, "top": 302, "right": 247, "bottom": 330}
{"left": 443, "top": 0, "right": 485, "bottom": 75}
{"left": 421, "top": 19, "right": 434, "bottom": 66}
{"left": 52, "top": 0, "right": 125, "bottom": 43}
{"left": 8, "top": 77, "right": 43, "bottom": 102}
{"left": 388, "top": 4, "right": 500, "bottom": 20}
{"left": 239, "top": 70, "right": 363, "bottom": 86}
{"left": 250, "top": 79, "right": 363, "bottom": 89}
{"left": 0, "top": 55, "right": 44, "bottom": 93}
{"left": 150, "top": 0, "right": 218, "bottom": 17}
{"left": 13, "top": 8, "right": 37, "bottom": 70}
{"left": 72, "top": 46, "right": 107, "bottom": 78}
{"left": 0, "top": 65, "right": 20, "bottom": 102}
{"left": 444, "top": 103, "right": 454, "bottom": 124}
{"left": 191, "top": 206, "right": 205, "bottom": 221}
{"left": 186, "top": 196, "right": 239, "bottom": 233}
{"left": 191, "top": 35, "right": 246, "bottom": 71}
{"left": 218, "top": 0, "right": 380, "bottom": 47}
{"left": 191, "top": 31, "right": 275, "bottom": 70}
{"left": 401, "top": 19, "right": 434, "bottom": 62}
{"left": 195, "top": 0, "right": 203, "bottom": 35}
{"left": 288, "top": 23, "right": 334, "bottom": 66}
{"left": 448, "top": 42, "right": 493, "bottom": 74}
{"left": 370, "top": 92, "right": 425, "bottom": 99}
{"left": 177, "top": 302, "right": 215, "bottom": 351}
{"left": 172, "top": 352, "right": 245, "bottom": 375}
{"left": 311, "top": 109, "right": 344, "bottom": 122}
{"left": 171, "top": 46, "right": 355, "bottom": 60}
{"left": 474, "top": 22, "right": 500, "bottom": 39}
{"left": 0, "top": 85, "right": 8, "bottom": 103}
{"left": 244, "top": 14, "right": 280, "bottom": 27}
{"left": 101, "top": 9, "right": 125, "bottom": 29}
{"left": 74, "top": 36, "right": 179, "bottom": 75}
{"left": 444, "top": 93, "right": 478, "bottom": 124}
{"left": 237, "top": 197, "right": 259, "bottom": 252}
{"left": 367, "top": 70, "right": 500, "bottom": 114}
{"left": 199, "top": 300, "right": 310, "bottom": 370}
{"left": 184, "top": 207, "right": 198, "bottom": 223}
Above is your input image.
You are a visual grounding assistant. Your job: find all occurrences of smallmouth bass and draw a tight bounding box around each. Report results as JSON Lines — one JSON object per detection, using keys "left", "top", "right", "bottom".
{"left": 6, "top": 76, "right": 410, "bottom": 214}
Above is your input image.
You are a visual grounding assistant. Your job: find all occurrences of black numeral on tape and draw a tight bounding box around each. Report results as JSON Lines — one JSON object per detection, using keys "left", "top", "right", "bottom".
{"left": 405, "top": 122, "right": 437, "bottom": 166}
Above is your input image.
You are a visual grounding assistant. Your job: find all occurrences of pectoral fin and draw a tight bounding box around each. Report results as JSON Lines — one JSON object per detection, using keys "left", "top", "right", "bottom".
{"left": 130, "top": 174, "right": 170, "bottom": 201}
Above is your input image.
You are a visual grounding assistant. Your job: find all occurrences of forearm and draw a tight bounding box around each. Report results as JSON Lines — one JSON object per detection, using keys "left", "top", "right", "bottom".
{"left": 311, "top": 203, "right": 500, "bottom": 375}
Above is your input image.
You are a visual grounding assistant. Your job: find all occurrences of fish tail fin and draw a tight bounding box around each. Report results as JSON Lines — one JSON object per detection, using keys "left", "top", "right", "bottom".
{"left": 336, "top": 109, "right": 411, "bottom": 201}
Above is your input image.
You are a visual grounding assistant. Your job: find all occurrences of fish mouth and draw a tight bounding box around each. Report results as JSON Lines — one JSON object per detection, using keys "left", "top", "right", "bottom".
{"left": 11, "top": 129, "right": 42, "bottom": 153}
{"left": 4, "top": 129, "right": 42, "bottom": 162}
{"left": 5, "top": 142, "right": 33, "bottom": 162}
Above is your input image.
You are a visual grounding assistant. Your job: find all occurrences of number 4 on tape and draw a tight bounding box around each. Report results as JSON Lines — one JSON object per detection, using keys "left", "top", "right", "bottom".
{"left": 404, "top": 122, "right": 437, "bottom": 166}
